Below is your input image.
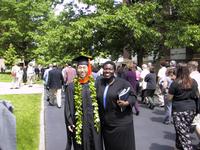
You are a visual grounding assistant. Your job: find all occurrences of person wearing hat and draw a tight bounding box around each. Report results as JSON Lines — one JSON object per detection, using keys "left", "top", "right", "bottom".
{"left": 64, "top": 56, "right": 102, "bottom": 150}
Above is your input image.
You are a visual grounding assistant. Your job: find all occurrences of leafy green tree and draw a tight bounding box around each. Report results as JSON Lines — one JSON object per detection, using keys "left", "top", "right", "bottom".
{"left": 163, "top": 0, "right": 200, "bottom": 51}
{"left": 4, "top": 0, "right": 197, "bottom": 66}
{"left": 59, "top": 1, "right": 161, "bottom": 65}
{"left": 93, "top": 0, "right": 200, "bottom": 58}
{"left": 0, "top": 0, "right": 55, "bottom": 63}
{"left": 4, "top": 44, "right": 17, "bottom": 67}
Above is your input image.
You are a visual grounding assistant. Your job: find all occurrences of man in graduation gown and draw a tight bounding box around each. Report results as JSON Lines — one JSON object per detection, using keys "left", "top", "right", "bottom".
{"left": 64, "top": 56, "right": 102, "bottom": 150}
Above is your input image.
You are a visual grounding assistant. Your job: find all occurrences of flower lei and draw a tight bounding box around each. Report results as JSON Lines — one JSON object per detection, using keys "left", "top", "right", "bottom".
{"left": 73, "top": 76, "right": 100, "bottom": 145}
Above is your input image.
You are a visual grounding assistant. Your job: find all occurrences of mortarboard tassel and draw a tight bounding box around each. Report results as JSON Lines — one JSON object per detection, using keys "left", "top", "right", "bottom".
{"left": 88, "top": 58, "right": 92, "bottom": 76}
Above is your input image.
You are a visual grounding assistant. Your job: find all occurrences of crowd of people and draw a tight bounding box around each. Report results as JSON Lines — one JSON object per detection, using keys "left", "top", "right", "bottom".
{"left": 10, "top": 63, "right": 44, "bottom": 89}
{"left": 40, "top": 57, "right": 200, "bottom": 150}
{"left": 13, "top": 56, "right": 199, "bottom": 150}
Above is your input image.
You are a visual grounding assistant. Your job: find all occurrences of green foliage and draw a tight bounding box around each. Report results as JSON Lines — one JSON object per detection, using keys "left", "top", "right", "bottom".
{"left": 0, "top": 0, "right": 54, "bottom": 63}
{"left": 36, "top": 1, "right": 162, "bottom": 61}
{"left": 0, "top": 73, "right": 12, "bottom": 82}
{"left": 0, "top": 94, "right": 41, "bottom": 150}
{"left": 4, "top": 44, "right": 17, "bottom": 66}
{"left": 79, "top": 0, "right": 114, "bottom": 9}
{"left": 1, "top": 0, "right": 200, "bottom": 65}
{"left": 160, "top": 0, "right": 200, "bottom": 50}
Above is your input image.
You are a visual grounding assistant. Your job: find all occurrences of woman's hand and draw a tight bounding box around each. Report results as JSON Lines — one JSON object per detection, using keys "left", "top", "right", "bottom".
{"left": 117, "top": 100, "right": 130, "bottom": 107}
{"left": 68, "top": 125, "right": 75, "bottom": 132}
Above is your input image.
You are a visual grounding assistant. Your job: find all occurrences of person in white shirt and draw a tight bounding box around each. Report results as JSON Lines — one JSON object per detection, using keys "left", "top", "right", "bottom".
{"left": 188, "top": 61, "right": 200, "bottom": 150}
{"left": 158, "top": 61, "right": 167, "bottom": 82}
{"left": 27, "top": 63, "right": 35, "bottom": 87}
{"left": 157, "top": 61, "right": 167, "bottom": 107}
{"left": 16, "top": 65, "right": 24, "bottom": 88}
{"left": 188, "top": 61, "right": 200, "bottom": 92}
{"left": 140, "top": 64, "right": 149, "bottom": 103}
{"left": 10, "top": 63, "right": 20, "bottom": 89}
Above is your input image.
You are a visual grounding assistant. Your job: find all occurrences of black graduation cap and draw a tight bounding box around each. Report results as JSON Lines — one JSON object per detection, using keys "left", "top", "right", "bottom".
{"left": 72, "top": 55, "right": 92, "bottom": 66}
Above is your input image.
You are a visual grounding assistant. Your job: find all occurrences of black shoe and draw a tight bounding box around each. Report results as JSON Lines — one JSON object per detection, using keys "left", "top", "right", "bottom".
{"left": 163, "top": 121, "right": 170, "bottom": 125}
{"left": 159, "top": 104, "right": 164, "bottom": 107}
{"left": 136, "top": 111, "right": 140, "bottom": 116}
{"left": 149, "top": 104, "right": 155, "bottom": 110}
{"left": 48, "top": 103, "right": 54, "bottom": 106}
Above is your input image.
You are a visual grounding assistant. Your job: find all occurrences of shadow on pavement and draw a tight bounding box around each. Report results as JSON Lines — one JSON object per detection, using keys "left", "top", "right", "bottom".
{"left": 152, "top": 109, "right": 165, "bottom": 116}
{"left": 149, "top": 143, "right": 174, "bottom": 150}
{"left": 163, "top": 131, "right": 176, "bottom": 141}
{"left": 138, "top": 103, "right": 150, "bottom": 109}
{"left": 150, "top": 116, "right": 164, "bottom": 123}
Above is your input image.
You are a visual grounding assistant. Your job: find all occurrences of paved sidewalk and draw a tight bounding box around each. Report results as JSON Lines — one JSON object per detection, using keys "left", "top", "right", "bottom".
{"left": 44, "top": 102, "right": 199, "bottom": 150}
{"left": 44, "top": 98, "right": 67, "bottom": 150}
{"left": 0, "top": 82, "right": 43, "bottom": 95}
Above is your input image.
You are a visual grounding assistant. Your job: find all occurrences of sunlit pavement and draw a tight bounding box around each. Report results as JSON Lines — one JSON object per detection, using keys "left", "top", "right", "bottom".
{"left": 0, "top": 82, "right": 43, "bottom": 95}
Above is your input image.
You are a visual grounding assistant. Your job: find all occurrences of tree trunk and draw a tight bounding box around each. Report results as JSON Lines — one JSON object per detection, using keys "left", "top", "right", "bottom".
{"left": 136, "top": 48, "right": 144, "bottom": 67}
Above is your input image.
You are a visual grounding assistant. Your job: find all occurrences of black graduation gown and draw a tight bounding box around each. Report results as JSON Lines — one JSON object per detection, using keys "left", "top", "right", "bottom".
{"left": 96, "top": 77, "right": 136, "bottom": 150}
{"left": 64, "top": 82, "right": 102, "bottom": 150}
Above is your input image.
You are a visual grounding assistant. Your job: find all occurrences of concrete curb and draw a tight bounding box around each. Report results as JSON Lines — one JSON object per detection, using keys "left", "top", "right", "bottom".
{"left": 39, "top": 90, "right": 45, "bottom": 150}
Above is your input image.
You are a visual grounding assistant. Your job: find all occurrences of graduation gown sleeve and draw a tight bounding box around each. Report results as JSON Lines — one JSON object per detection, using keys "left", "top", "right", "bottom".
{"left": 125, "top": 81, "right": 137, "bottom": 107}
{"left": 64, "top": 83, "right": 75, "bottom": 126}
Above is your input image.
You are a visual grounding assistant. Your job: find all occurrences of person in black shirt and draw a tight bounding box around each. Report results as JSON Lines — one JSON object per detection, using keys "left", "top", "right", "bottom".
{"left": 96, "top": 61, "right": 137, "bottom": 150}
{"left": 144, "top": 66, "right": 157, "bottom": 109}
{"left": 168, "top": 63, "right": 199, "bottom": 150}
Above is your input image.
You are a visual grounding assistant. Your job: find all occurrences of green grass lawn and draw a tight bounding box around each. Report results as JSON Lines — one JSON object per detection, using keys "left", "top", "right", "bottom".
{"left": 0, "top": 72, "right": 12, "bottom": 82}
{"left": 0, "top": 94, "right": 41, "bottom": 150}
{"left": 0, "top": 73, "right": 43, "bottom": 84}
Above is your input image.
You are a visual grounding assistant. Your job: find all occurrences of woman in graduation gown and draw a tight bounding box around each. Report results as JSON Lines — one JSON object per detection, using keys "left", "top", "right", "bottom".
{"left": 64, "top": 56, "right": 103, "bottom": 150}
{"left": 96, "top": 61, "right": 137, "bottom": 150}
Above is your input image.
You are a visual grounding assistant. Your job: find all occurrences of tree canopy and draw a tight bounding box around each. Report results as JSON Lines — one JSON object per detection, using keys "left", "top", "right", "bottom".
{"left": 0, "top": 0, "right": 199, "bottom": 66}
{"left": 0, "top": 0, "right": 53, "bottom": 64}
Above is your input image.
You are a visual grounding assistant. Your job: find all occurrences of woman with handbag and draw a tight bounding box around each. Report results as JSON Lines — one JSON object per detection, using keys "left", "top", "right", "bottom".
{"left": 168, "top": 63, "right": 199, "bottom": 150}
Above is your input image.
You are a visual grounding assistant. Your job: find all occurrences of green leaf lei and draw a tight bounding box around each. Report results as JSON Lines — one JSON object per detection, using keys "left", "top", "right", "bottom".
{"left": 73, "top": 76, "right": 100, "bottom": 145}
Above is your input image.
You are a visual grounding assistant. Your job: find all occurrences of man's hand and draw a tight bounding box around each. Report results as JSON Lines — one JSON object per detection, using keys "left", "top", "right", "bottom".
{"left": 117, "top": 100, "right": 129, "bottom": 107}
{"left": 68, "top": 125, "right": 75, "bottom": 132}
